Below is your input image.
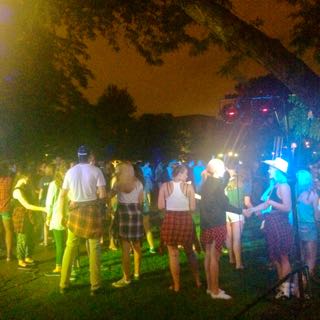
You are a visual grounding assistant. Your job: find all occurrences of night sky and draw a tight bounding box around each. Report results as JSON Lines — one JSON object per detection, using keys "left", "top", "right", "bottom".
{"left": 84, "top": 0, "right": 310, "bottom": 116}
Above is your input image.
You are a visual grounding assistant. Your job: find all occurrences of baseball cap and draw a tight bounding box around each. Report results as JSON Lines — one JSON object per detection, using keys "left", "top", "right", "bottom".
{"left": 77, "top": 145, "right": 89, "bottom": 156}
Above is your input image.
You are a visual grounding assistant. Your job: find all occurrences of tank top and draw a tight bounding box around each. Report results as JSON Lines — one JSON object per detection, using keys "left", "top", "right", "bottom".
{"left": 117, "top": 181, "right": 143, "bottom": 204}
{"left": 225, "top": 180, "right": 245, "bottom": 209}
{"left": 269, "top": 184, "right": 291, "bottom": 221}
{"left": 261, "top": 183, "right": 283, "bottom": 214}
{"left": 165, "top": 181, "right": 189, "bottom": 211}
{"left": 269, "top": 185, "right": 282, "bottom": 204}
{"left": 297, "top": 193, "right": 315, "bottom": 224}
{"left": 12, "top": 183, "right": 34, "bottom": 209}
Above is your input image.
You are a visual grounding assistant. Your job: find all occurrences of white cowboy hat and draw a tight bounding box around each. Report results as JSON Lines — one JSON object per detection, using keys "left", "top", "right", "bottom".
{"left": 263, "top": 157, "right": 288, "bottom": 174}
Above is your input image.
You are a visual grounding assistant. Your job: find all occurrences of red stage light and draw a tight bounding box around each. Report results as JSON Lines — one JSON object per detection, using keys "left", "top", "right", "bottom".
{"left": 258, "top": 104, "right": 271, "bottom": 114}
{"left": 221, "top": 104, "right": 240, "bottom": 122}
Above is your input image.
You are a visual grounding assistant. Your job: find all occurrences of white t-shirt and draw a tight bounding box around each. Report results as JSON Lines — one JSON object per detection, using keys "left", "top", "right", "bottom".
{"left": 46, "top": 181, "right": 67, "bottom": 230}
{"left": 63, "top": 163, "right": 106, "bottom": 202}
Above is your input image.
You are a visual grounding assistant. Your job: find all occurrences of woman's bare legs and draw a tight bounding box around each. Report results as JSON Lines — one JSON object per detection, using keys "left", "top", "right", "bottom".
{"left": 143, "top": 215, "right": 155, "bottom": 251}
{"left": 226, "top": 220, "right": 243, "bottom": 268}
{"left": 108, "top": 214, "right": 117, "bottom": 250}
{"left": 231, "top": 221, "right": 244, "bottom": 269}
{"left": 303, "top": 240, "right": 317, "bottom": 276}
{"left": 131, "top": 240, "right": 142, "bottom": 277}
{"left": 204, "top": 242, "right": 221, "bottom": 294}
{"left": 185, "top": 245, "right": 201, "bottom": 288}
{"left": 121, "top": 240, "right": 132, "bottom": 281}
{"left": 167, "top": 245, "right": 180, "bottom": 292}
{"left": 2, "top": 219, "right": 13, "bottom": 260}
{"left": 226, "top": 221, "right": 234, "bottom": 264}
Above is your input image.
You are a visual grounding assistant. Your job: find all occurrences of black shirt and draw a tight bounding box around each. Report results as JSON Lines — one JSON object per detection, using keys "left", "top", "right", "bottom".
{"left": 200, "top": 176, "right": 242, "bottom": 229}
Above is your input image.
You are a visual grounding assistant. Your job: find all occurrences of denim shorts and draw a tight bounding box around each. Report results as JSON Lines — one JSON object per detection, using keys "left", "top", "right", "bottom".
{"left": 299, "top": 222, "right": 318, "bottom": 241}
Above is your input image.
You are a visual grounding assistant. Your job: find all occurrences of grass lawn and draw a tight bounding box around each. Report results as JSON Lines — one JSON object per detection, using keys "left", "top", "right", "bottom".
{"left": 1, "top": 213, "right": 320, "bottom": 320}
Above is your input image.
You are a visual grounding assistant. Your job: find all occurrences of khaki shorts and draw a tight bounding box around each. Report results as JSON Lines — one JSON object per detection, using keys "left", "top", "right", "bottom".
{"left": 226, "top": 211, "right": 244, "bottom": 223}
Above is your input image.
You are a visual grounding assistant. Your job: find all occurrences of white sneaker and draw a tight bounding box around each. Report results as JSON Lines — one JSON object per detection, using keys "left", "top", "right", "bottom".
{"left": 275, "top": 289, "right": 290, "bottom": 299}
{"left": 275, "top": 283, "right": 290, "bottom": 299}
{"left": 206, "top": 288, "right": 225, "bottom": 295}
{"left": 211, "top": 291, "right": 232, "bottom": 300}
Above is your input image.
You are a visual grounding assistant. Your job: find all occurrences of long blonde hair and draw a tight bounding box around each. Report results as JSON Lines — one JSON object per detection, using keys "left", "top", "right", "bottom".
{"left": 115, "top": 162, "right": 138, "bottom": 193}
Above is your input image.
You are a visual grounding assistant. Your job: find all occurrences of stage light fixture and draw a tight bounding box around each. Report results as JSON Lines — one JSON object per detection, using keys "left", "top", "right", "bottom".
{"left": 304, "top": 140, "right": 311, "bottom": 148}
{"left": 259, "top": 105, "right": 270, "bottom": 114}
{"left": 251, "top": 96, "right": 277, "bottom": 118}
{"left": 291, "top": 142, "right": 298, "bottom": 150}
{"left": 220, "top": 103, "right": 241, "bottom": 123}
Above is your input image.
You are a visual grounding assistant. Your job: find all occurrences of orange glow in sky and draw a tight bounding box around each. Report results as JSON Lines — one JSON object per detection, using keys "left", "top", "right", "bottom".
{"left": 83, "top": 1, "right": 316, "bottom": 116}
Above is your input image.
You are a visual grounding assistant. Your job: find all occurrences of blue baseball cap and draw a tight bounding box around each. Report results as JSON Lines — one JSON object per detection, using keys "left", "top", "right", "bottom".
{"left": 77, "top": 145, "right": 89, "bottom": 156}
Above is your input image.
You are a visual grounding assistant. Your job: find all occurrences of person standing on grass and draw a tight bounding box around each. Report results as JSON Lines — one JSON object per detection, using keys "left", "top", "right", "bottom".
{"left": 193, "top": 160, "right": 206, "bottom": 193}
{"left": 0, "top": 161, "right": 14, "bottom": 262}
{"left": 158, "top": 164, "right": 201, "bottom": 293}
{"left": 59, "top": 146, "right": 106, "bottom": 296}
{"left": 244, "top": 158, "right": 293, "bottom": 299}
{"left": 225, "top": 163, "right": 252, "bottom": 270}
{"left": 140, "top": 162, "right": 153, "bottom": 209}
{"left": 38, "top": 163, "right": 54, "bottom": 247}
{"left": 44, "top": 164, "right": 68, "bottom": 277}
{"left": 111, "top": 162, "right": 144, "bottom": 287}
{"left": 200, "top": 159, "right": 243, "bottom": 300}
{"left": 134, "top": 163, "right": 156, "bottom": 254}
{"left": 296, "top": 170, "right": 320, "bottom": 283}
{"left": 12, "top": 165, "right": 47, "bottom": 269}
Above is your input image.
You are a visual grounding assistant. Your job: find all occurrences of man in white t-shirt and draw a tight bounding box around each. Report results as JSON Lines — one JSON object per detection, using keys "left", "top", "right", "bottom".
{"left": 59, "top": 145, "right": 106, "bottom": 296}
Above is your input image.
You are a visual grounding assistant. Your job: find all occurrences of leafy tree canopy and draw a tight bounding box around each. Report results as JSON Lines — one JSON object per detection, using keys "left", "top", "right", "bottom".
{"left": 1, "top": 0, "right": 320, "bottom": 160}
{"left": 1, "top": 0, "right": 320, "bottom": 111}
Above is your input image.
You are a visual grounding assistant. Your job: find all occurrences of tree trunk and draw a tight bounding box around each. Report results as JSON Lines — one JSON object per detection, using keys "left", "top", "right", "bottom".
{"left": 180, "top": 0, "right": 320, "bottom": 110}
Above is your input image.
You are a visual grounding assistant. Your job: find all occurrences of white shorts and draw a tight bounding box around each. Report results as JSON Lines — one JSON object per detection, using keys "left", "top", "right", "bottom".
{"left": 226, "top": 211, "right": 244, "bottom": 223}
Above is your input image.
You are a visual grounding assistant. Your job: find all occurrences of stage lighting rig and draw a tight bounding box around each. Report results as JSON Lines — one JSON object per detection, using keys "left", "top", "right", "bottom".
{"left": 220, "top": 98, "right": 241, "bottom": 123}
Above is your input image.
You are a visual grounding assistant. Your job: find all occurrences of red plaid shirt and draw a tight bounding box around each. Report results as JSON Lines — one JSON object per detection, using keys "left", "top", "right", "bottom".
{"left": 0, "top": 177, "right": 13, "bottom": 212}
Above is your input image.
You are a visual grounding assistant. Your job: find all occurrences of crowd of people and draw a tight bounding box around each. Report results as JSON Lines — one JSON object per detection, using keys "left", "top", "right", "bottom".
{"left": 0, "top": 147, "right": 320, "bottom": 300}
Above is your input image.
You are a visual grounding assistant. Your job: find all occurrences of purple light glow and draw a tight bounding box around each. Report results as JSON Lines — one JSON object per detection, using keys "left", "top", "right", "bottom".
{"left": 0, "top": 4, "right": 13, "bottom": 24}
{"left": 4, "top": 70, "right": 18, "bottom": 83}
{"left": 4, "top": 74, "right": 13, "bottom": 82}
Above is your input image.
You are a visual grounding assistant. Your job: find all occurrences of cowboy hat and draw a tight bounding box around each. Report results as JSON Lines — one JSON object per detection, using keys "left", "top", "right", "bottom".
{"left": 263, "top": 157, "right": 288, "bottom": 174}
